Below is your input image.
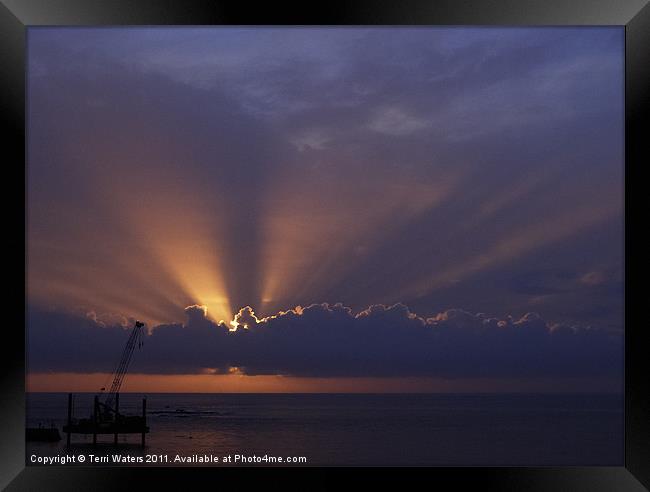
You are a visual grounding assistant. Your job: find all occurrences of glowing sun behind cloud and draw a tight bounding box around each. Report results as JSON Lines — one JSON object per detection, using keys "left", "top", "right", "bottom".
{"left": 27, "top": 26, "right": 624, "bottom": 366}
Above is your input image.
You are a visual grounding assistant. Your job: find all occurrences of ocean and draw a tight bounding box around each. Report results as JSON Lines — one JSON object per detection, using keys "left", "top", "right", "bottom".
{"left": 26, "top": 393, "right": 623, "bottom": 466}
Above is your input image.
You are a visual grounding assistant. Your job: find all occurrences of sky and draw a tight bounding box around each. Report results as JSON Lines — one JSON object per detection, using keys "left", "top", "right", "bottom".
{"left": 26, "top": 27, "right": 624, "bottom": 393}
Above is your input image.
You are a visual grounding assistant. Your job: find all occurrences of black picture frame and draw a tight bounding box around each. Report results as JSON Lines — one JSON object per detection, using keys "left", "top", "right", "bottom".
{"left": 2, "top": 0, "right": 648, "bottom": 490}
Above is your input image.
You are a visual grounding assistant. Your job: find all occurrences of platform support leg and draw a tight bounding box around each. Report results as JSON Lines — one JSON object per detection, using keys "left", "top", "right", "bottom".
{"left": 93, "top": 395, "right": 98, "bottom": 446}
{"left": 66, "top": 393, "right": 72, "bottom": 446}
{"left": 141, "top": 397, "right": 146, "bottom": 447}
{"left": 114, "top": 393, "right": 119, "bottom": 445}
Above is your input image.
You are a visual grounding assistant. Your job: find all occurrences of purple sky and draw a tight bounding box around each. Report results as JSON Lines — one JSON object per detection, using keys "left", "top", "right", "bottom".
{"left": 26, "top": 27, "right": 623, "bottom": 387}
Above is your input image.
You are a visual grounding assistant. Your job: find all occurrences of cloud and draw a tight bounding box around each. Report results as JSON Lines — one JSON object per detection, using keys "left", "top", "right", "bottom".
{"left": 367, "top": 107, "right": 429, "bottom": 136}
{"left": 184, "top": 304, "right": 209, "bottom": 323}
{"left": 580, "top": 271, "right": 607, "bottom": 286}
{"left": 289, "top": 129, "right": 331, "bottom": 151}
{"left": 232, "top": 306, "right": 261, "bottom": 329}
{"left": 27, "top": 303, "right": 622, "bottom": 380}
{"left": 26, "top": 27, "right": 623, "bottom": 337}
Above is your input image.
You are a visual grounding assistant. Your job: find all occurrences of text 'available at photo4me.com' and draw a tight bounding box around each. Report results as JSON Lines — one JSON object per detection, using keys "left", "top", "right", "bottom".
{"left": 29, "top": 452, "right": 309, "bottom": 465}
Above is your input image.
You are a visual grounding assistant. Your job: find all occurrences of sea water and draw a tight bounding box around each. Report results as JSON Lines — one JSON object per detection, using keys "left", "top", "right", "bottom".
{"left": 26, "top": 392, "right": 623, "bottom": 466}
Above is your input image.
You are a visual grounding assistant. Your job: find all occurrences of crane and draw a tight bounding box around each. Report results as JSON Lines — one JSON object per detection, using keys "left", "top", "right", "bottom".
{"left": 97, "top": 320, "right": 145, "bottom": 419}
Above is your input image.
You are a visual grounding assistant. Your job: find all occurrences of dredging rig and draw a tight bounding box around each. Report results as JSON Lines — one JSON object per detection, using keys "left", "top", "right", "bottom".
{"left": 62, "top": 320, "right": 150, "bottom": 446}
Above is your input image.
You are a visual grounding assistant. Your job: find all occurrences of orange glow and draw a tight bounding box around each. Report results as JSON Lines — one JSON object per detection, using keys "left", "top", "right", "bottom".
{"left": 27, "top": 135, "right": 234, "bottom": 325}
{"left": 27, "top": 28, "right": 624, "bottom": 398}
{"left": 27, "top": 372, "right": 621, "bottom": 394}
{"left": 27, "top": 75, "right": 621, "bottom": 331}
{"left": 103, "top": 172, "right": 233, "bottom": 323}
{"left": 259, "top": 167, "right": 461, "bottom": 314}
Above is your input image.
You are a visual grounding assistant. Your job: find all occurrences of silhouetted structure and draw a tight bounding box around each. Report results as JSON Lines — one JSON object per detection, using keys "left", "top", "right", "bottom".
{"left": 62, "top": 320, "right": 149, "bottom": 446}
{"left": 63, "top": 393, "right": 149, "bottom": 446}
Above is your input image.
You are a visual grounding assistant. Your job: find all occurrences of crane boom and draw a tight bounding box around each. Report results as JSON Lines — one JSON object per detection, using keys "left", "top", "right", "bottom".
{"left": 102, "top": 320, "right": 145, "bottom": 411}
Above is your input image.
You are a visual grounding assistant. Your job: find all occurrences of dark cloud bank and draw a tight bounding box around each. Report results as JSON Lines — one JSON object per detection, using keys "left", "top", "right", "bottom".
{"left": 28, "top": 304, "right": 622, "bottom": 379}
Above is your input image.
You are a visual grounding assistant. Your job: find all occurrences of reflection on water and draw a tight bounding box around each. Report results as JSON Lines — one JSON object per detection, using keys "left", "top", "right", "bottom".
{"left": 27, "top": 393, "right": 623, "bottom": 466}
